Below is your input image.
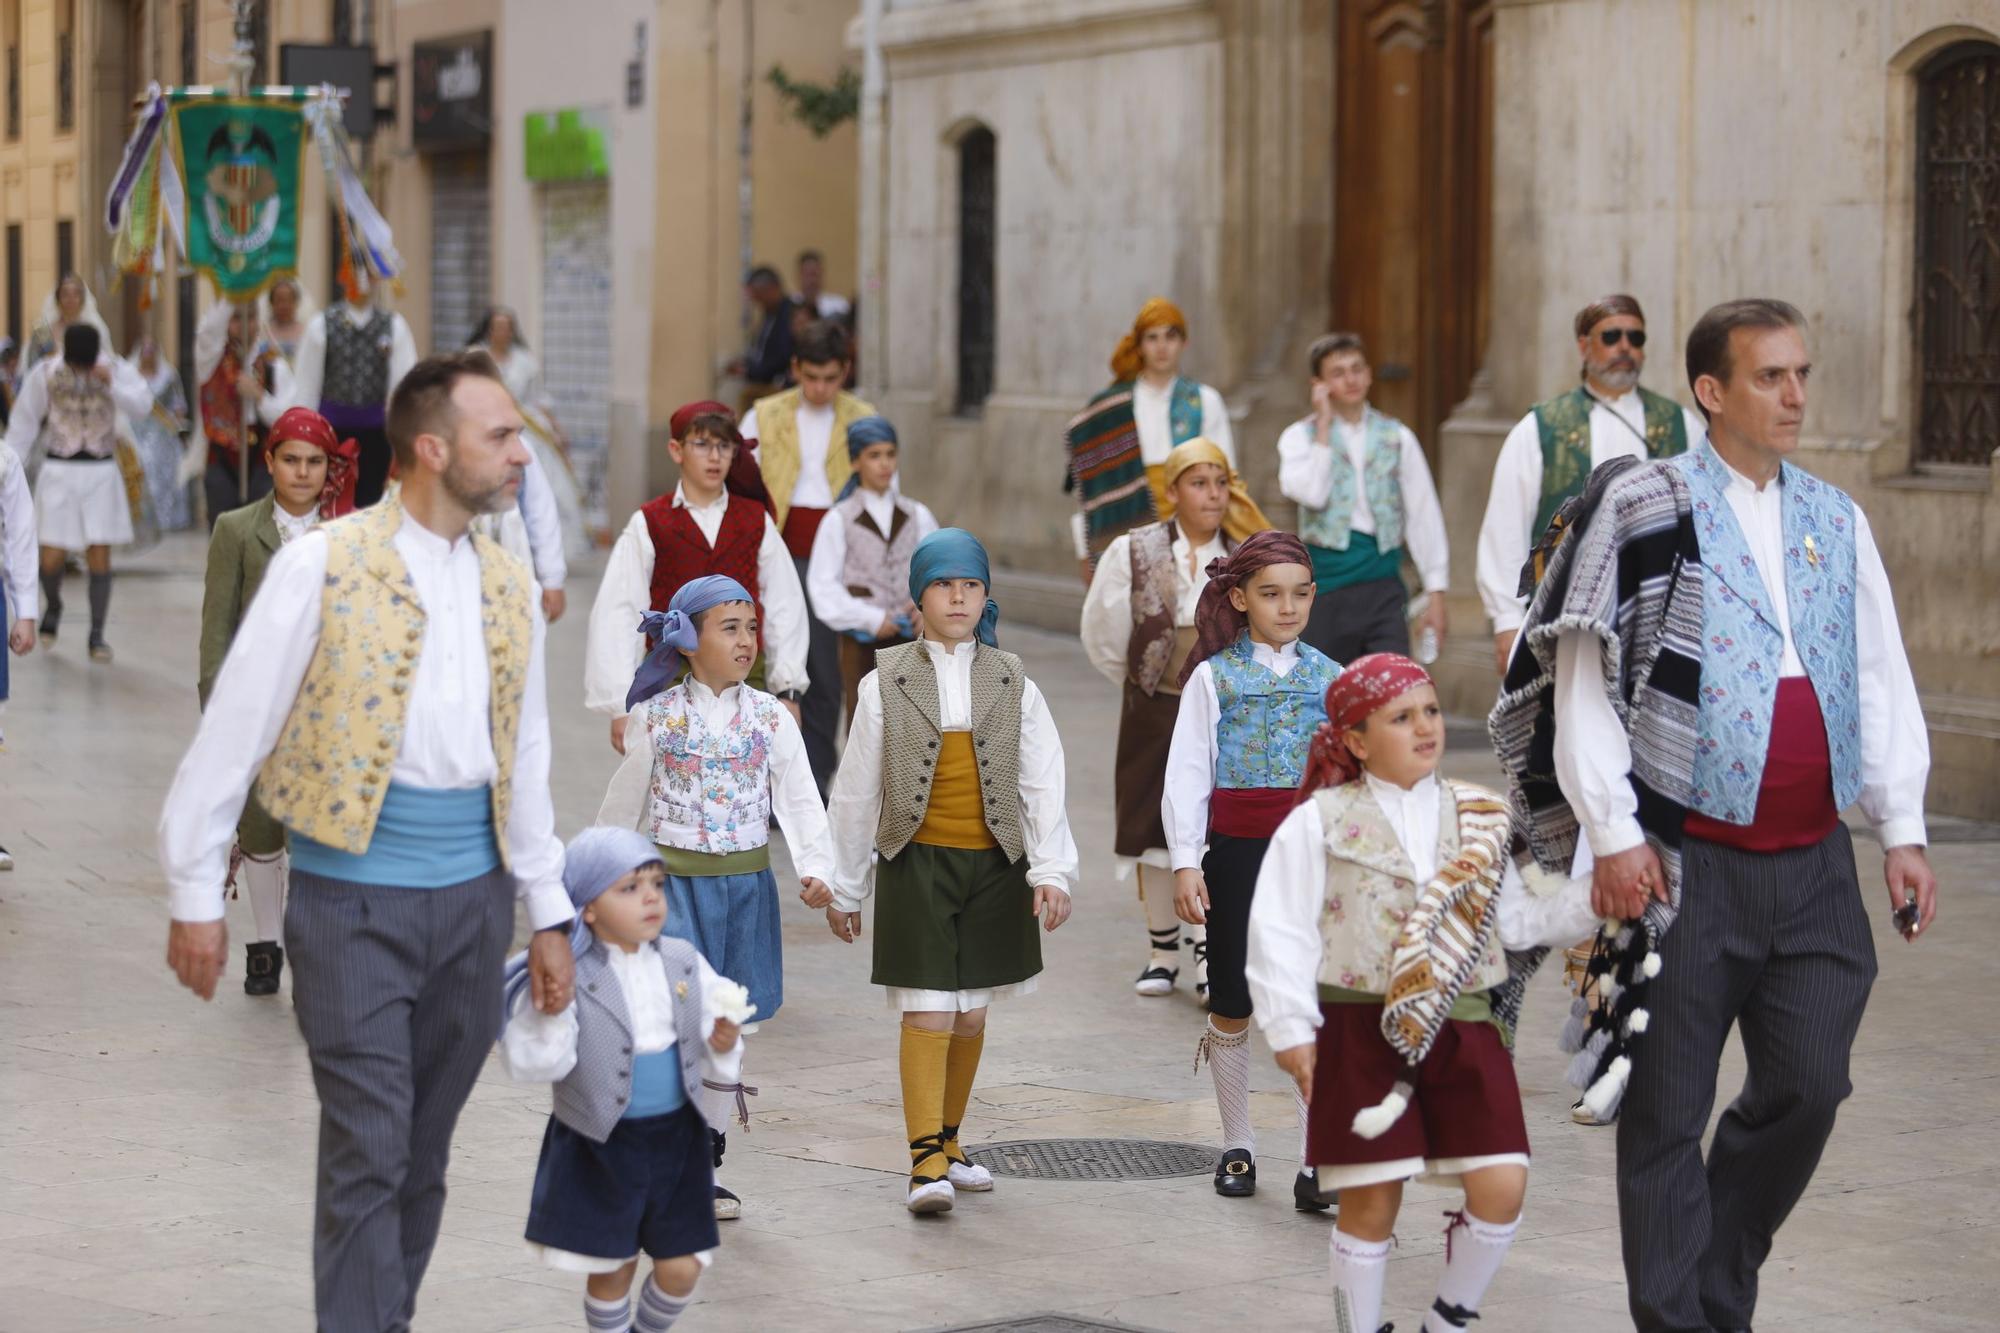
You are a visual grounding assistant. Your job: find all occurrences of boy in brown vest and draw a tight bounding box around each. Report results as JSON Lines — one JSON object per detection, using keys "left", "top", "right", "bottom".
{"left": 822, "top": 528, "right": 1079, "bottom": 1214}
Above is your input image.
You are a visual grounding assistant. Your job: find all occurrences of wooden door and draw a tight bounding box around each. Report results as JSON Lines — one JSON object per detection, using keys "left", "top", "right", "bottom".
{"left": 1333, "top": 0, "right": 1494, "bottom": 455}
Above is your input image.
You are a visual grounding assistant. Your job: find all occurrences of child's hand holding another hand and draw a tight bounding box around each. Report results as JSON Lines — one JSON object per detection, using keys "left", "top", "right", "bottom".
{"left": 799, "top": 877, "right": 833, "bottom": 909}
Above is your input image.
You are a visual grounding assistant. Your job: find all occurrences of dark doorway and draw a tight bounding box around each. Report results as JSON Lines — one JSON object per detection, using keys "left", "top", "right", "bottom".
{"left": 955, "top": 125, "right": 996, "bottom": 416}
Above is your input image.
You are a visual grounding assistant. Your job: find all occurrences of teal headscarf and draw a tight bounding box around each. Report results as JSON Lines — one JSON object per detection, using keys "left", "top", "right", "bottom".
{"left": 907, "top": 528, "right": 999, "bottom": 647}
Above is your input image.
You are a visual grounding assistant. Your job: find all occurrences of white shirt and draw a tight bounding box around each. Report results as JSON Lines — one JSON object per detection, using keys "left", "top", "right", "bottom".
{"left": 1160, "top": 638, "right": 1302, "bottom": 871}
{"left": 1070, "top": 377, "right": 1236, "bottom": 559}
{"left": 5, "top": 354, "right": 156, "bottom": 455}
{"left": 1476, "top": 389, "right": 1707, "bottom": 631}
{"left": 500, "top": 943, "right": 744, "bottom": 1089}
{"left": 826, "top": 637, "right": 1081, "bottom": 912}
{"left": 1078, "top": 524, "right": 1225, "bottom": 688}
{"left": 597, "top": 676, "right": 836, "bottom": 882}
{"left": 287, "top": 303, "right": 419, "bottom": 413}
{"left": 1553, "top": 455, "right": 1929, "bottom": 856}
{"left": 0, "top": 442, "right": 39, "bottom": 621}
{"left": 583, "top": 486, "right": 810, "bottom": 715}
{"left": 1245, "top": 772, "right": 1534, "bottom": 1054}
{"left": 741, "top": 399, "right": 839, "bottom": 509}
{"left": 157, "top": 512, "right": 571, "bottom": 929}
{"left": 514, "top": 446, "right": 568, "bottom": 590}
{"left": 272, "top": 502, "right": 320, "bottom": 546}
{"left": 804, "top": 488, "right": 940, "bottom": 636}
{"left": 1276, "top": 414, "right": 1450, "bottom": 593}
{"left": 794, "top": 291, "right": 853, "bottom": 321}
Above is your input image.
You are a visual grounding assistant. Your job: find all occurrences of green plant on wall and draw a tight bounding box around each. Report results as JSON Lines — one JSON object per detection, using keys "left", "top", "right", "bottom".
{"left": 766, "top": 64, "right": 860, "bottom": 138}
{"left": 525, "top": 107, "right": 611, "bottom": 182}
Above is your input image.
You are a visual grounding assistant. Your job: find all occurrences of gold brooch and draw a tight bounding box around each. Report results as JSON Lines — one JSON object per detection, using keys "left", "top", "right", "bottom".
{"left": 1804, "top": 534, "right": 1820, "bottom": 568}
{"left": 674, "top": 980, "right": 689, "bottom": 999}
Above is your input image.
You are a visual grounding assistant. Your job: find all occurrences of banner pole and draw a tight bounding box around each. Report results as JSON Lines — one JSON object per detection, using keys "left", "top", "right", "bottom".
{"left": 230, "top": 0, "right": 256, "bottom": 505}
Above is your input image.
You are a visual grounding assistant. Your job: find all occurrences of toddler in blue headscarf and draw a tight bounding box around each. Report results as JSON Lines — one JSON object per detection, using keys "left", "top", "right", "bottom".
{"left": 821, "top": 528, "right": 1082, "bottom": 1215}
{"left": 598, "top": 574, "right": 834, "bottom": 1222}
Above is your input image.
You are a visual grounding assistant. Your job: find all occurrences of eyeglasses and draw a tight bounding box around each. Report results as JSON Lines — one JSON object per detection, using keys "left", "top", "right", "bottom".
{"left": 1598, "top": 328, "right": 1647, "bottom": 348}
{"left": 682, "top": 437, "right": 738, "bottom": 458}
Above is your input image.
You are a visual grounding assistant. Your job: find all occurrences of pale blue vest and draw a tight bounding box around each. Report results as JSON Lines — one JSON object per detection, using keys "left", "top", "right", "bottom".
{"left": 1672, "top": 443, "right": 1862, "bottom": 825}
{"left": 1297, "top": 408, "right": 1406, "bottom": 554}
{"left": 1211, "top": 635, "right": 1340, "bottom": 789}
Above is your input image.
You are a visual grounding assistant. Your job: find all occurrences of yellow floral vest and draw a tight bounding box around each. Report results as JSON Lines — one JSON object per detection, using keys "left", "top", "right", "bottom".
{"left": 751, "top": 388, "right": 875, "bottom": 530}
{"left": 256, "top": 498, "right": 534, "bottom": 861}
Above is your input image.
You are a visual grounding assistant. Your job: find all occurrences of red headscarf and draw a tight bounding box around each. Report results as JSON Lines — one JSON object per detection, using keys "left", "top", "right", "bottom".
{"left": 670, "top": 398, "right": 774, "bottom": 517}
{"left": 1177, "top": 529, "right": 1314, "bottom": 688}
{"left": 268, "top": 406, "right": 361, "bottom": 518}
{"left": 1294, "top": 653, "right": 1436, "bottom": 801}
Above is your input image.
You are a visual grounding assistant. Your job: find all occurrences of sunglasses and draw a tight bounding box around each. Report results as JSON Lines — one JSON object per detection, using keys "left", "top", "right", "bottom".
{"left": 1598, "top": 328, "right": 1647, "bottom": 348}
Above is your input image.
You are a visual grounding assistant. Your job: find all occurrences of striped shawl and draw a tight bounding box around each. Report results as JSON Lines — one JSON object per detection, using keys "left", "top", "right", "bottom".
{"left": 1064, "top": 382, "right": 1153, "bottom": 561}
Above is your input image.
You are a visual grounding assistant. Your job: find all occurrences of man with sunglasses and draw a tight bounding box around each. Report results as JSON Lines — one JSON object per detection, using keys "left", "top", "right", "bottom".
{"left": 1475, "top": 294, "right": 1705, "bottom": 674}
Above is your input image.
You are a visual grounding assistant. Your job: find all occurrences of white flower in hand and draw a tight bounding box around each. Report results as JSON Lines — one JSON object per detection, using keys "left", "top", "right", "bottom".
{"left": 707, "top": 979, "right": 757, "bottom": 1026}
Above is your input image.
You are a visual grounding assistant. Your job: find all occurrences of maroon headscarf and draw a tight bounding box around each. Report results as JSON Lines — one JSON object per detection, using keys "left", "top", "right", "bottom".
{"left": 671, "top": 398, "right": 774, "bottom": 517}
{"left": 1293, "top": 653, "right": 1435, "bottom": 802}
{"left": 268, "top": 406, "right": 360, "bottom": 519}
{"left": 1176, "top": 529, "right": 1314, "bottom": 688}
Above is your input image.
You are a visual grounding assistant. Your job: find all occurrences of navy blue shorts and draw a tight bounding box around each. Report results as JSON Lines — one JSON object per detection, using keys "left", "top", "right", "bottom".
{"left": 524, "top": 1103, "right": 719, "bottom": 1262}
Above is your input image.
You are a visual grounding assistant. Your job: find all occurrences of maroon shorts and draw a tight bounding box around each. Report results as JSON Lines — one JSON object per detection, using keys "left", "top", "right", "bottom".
{"left": 1306, "top": 1001, "right": 1529, "bottom": 1181}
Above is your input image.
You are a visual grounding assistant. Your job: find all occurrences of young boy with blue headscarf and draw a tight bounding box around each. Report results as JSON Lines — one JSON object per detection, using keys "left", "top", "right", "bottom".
{"left": 598, "top": 574, "right": 835, "bottom": 1221}
{"left": 823, "top": 528, "right": 1081, "bottom": 1214}
{"left": 500, "top": 825, "right": 751, "bottom": 1333}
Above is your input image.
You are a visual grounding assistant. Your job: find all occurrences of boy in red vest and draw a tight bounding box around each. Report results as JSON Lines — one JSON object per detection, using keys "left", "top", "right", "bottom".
{"left": 585, "top": 402, "right": 810, "bottom": 753}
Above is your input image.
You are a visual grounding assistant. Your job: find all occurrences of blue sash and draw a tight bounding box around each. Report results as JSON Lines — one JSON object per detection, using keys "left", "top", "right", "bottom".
{"left": 290, "top": 782, "right": 500, "bottom": 887}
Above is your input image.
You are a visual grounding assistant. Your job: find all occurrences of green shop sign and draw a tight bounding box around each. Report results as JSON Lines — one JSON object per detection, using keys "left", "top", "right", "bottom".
{"left": 525, "top": 107, "right": 611, "bottom": 182}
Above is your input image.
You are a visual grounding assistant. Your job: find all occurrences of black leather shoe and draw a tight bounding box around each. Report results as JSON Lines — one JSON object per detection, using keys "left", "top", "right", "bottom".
{"left": 243, "top": 941, "right": 283, "bottom": 996}
{"left": 1214, "top": 1147, "right": 1256, "bottom": 1197}
{"left": 1293, "top": 1168, "right": 1335, "bottom": 1212}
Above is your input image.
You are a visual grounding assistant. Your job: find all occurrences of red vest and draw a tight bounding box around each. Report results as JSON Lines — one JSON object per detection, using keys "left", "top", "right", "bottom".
{"left": 640, "top": 494, "right": 765, "bottom": 646}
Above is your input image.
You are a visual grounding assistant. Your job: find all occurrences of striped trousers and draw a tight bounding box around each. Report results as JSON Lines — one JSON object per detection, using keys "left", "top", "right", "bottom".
{"left": 1615, "top": 824, "right": 1877, "bottom": 1332}
{"left": 286, "top": 867, "right": 515, "bottom": 1333}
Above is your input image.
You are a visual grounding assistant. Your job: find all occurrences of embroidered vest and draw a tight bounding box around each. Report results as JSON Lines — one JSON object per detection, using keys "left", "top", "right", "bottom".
{"left": 1309, "top": 779, "right": 1511, "bottom": 995}
{"left": 39, "top": 365, "right": 118, "bottom": 459}
{"left": 834, "top": 490, "right": 920, "bottom": 613}
{"left": 751, "top": 388, "right": 875, "bottom": 530}
{"left": 1126, "top": 520, "right": 1226, "bottom": 696}
{"left": 322, "top": 308, "right": 394, "bottom": 408}
{"left": 1532, "top": 385, "right": 1689, "bottom": 534}
{"left": 1671, "top": 443, "right": 1862, "bottom": 826}
{"left": 872, "top": 641, "right": 1026, "bottom": 862}
{"left": 256, "top": 499, "right": 532, "bottom": 861}
{"left": 1296, "top": 408, "right": 1407, "bottom": 554}
{"left": 553, "top": 936, "right": 708, "bottom": 1144}
{"left": 642, "top": 682, "right": 784, "bottom": 855}
{"left": 1210, "top": 636, "right": 1340, "bottom": 789}
{"left": 640, "top": 493, "right": 765, "bottom": 649}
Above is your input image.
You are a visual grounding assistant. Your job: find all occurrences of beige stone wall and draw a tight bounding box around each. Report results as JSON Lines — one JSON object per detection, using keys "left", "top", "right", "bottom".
{"left": 2, "top": 0, "right": 89, "bottom": 345}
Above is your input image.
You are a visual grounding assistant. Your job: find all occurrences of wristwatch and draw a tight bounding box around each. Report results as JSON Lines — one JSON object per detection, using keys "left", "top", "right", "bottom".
{"left": 776, "top": 688, "right": 806, "bottom": 703}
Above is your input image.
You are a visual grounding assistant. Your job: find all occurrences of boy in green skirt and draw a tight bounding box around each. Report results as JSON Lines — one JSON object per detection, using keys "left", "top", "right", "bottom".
{"left": 824, "top": 528, "right": 1079, "bottom": 1214}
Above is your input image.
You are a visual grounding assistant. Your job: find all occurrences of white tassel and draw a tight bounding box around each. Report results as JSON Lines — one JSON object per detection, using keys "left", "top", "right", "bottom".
{"left": 1580, "top": 1055, "right": 1631, "bottom": 1121}
{"left": 1626, "top": 1008, "right": 1650, "bottom": 1035}
{"left": 1350, "top": 1081, "right": 1413, "bottom": 1140}
{"left": 1642, "top": 952, "right": 1662, "bottom": 979}
{"left": 1558, "top": 995, "right": 1588, "bottom": 1053}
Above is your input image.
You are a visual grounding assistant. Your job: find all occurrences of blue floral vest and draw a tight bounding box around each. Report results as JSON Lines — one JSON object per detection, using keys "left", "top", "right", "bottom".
{"left": 1672, "top": 443, "right": 1862, "bottom": 825}
{"left": 1296, "top": 408, "right": 1406, "bottom": 554}
{"left": 1210, "top": 635, "right": 1340, "bottom": 789}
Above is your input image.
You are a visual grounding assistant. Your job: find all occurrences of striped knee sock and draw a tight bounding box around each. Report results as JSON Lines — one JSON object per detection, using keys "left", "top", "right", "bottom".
{"left": 584, "top": 1291, "right": 632, "bottom": 1332}
{"left": 1330, "top": 1229, "right": 1391, "bottom": 1333}
{"left": 1294, "top": 1080, "right": 1313, "bottom": 1168}
{"left": 633, "top": 1274, "right": 690, "bottom": 1332}
{"left": 1200, "top": 1020, "right": 1254, "bottom": 1154}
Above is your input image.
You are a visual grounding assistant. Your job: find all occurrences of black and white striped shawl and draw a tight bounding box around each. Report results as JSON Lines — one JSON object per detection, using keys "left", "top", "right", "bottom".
{"left": 1486, "top": 455, "right": 1704, "bottom": 1115}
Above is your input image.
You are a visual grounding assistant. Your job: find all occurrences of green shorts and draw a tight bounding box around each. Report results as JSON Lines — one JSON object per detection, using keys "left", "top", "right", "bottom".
{"left": 870, "top": 842, "right": 1041, "bottom": 992}
{"left": 238, "top": 789, "right": 286, "bottom": 858}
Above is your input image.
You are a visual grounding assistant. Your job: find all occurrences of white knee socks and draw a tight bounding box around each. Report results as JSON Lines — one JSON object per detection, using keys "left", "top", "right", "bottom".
{"left": 584, "top": 1291, "right": 631, "bottom": 1332}
{"left": 1330, "top": 1229, "right": 1391, "bottom": 1333}
{"left": 1293, "top": 1081, "right": 1312, "bottom": 1168}
{"left": 632, "top": 1274, "right": 691, "bottom": 1332}
{"left": 1200, "top": 1020, "right": 1254, "bottom": 1154}
{"left": 1423, "top": 1212, "right": 1519, "bottom": 1331}
{"left": 242, "top": 851, "right": 287, "bottom": 944}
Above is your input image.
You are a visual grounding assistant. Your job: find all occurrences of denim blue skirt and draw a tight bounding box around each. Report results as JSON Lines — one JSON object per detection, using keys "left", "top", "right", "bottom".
{"left": 660, "top": 867, "right": 784, "bottom": 1022}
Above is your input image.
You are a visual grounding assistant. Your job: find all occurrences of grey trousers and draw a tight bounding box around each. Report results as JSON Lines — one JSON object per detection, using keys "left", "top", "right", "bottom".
{"left": 793, "top": 554, "right": 841, "bottom": 798}
{"left": 286, "top": 867, "right": 515, "bottom": 1333}
{"left": 1616, "top": 824, "right": 1877, "bottom": 1332}
{"left": 1301, "top": 574, "right": 1409, "bottom": 665}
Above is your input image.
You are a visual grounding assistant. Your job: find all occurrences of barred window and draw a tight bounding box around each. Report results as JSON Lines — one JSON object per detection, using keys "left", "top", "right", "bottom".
{"left": 1915, "top": 41, "right": 2000, "bottom": 466}
{"left": 954, "top": 126, "right": 996, "bottom": 416}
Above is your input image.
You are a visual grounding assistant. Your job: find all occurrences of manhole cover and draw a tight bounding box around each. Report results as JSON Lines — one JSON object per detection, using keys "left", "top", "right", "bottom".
{"left": 924, "top": 1317, "right": 1159, "bottom": 1333}
{"left": 965, "top": 1138, "right": 1214, "bottom": 1181}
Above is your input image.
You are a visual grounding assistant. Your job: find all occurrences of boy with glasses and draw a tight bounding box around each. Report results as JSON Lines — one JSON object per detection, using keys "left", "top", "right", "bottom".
{"left": 1474, "top": 294, "right": 1705, "bottom": 676}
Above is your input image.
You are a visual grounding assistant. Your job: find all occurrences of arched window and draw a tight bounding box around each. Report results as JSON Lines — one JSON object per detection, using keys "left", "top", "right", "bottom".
{"left": 1916, "top": 41, "right": 2000, "bottom": 466}
{"left": 955, "top": 126, "right": 996, "bottom": 416}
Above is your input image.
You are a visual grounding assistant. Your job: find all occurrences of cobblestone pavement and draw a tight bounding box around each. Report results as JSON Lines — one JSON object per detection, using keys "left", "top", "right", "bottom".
{"left": 0, "top": 534, "right": 1995, "bottom": 1331}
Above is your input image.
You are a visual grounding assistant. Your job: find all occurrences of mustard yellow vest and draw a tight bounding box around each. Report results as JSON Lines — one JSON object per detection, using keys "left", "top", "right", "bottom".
{"left": 752, "top": 387, "right": 875, "bottom": 530}
{"left": 256, "top": 498, "right": 535, "bottom": 862}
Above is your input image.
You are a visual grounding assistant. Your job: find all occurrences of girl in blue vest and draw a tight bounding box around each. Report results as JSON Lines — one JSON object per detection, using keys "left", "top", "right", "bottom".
{"left": 1162, "top": 529, "right": 1340, "bottom": 1207}
{"left": 501, "top": 826, "right": 751, "bottom": 1333}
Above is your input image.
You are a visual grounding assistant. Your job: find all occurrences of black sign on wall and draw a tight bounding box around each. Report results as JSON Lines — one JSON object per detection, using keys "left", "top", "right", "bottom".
{"left": 413, "top": 31, "right": 492, "bottom": 151}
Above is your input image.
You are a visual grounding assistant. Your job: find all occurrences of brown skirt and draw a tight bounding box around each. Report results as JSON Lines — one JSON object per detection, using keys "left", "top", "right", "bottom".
{"left": 1114, "top": 679, "right": 1181, "bottom": 858}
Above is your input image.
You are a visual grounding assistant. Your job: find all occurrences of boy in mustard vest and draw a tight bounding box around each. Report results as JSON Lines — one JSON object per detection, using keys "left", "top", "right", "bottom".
{"left": 822, "top": 529, "right": 1079, "bottom": 1215}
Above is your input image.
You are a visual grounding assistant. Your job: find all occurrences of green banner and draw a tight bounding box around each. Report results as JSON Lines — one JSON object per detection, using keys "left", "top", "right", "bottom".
{"left": 170, "top": 97, "right": 306, "bottom": 299}
{"left": 525, "top": 108, "right": 611, "bottom": 183}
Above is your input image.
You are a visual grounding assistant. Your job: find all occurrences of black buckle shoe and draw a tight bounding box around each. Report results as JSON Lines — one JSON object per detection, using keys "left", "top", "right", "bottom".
{"left": 1293, "top": 1168, "right": 1335, "bottom": 1213}
{"left": 243, "top": 941, "right": 284, "bottom": 996}
{"left": 711, "top": 1128, "right": 727, "bottom": 1169}
{"left": 1214, "top": 1147, "right": 1256, "bottom": 1197}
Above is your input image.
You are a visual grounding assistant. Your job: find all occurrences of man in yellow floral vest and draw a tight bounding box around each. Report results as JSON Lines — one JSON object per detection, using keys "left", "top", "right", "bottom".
{"left": 159, "top": 352, "right": 577, "bottom": 1332}
{"left": 741, "top": 318, "right": 875, "bottom": 794}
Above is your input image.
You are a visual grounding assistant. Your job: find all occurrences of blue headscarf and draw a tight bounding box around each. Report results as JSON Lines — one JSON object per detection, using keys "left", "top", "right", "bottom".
{"left": 835, "top": 414, "right": 899, "bottom": 501}
{"left": 908, "top": 527, "right": 999, "bottom": 647}
{"left": 499, "top": 826, "right": 663, "bottom": 1034}
{"left": 625, "top": 575, "right": 755, "bottom": 711}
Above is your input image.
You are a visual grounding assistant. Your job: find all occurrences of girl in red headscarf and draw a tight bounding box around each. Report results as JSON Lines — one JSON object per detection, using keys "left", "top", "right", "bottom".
{"left": 1244, "top": 653, "right": 1546, "bottom": 1333}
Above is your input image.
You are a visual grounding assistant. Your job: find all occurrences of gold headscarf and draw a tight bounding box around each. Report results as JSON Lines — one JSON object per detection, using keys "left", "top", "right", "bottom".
{"left": 1110, "top": 297, "right": 1188, "bottom": 381}
{"left": 1154, "top": 437, "right": 1272, "bottom": 546}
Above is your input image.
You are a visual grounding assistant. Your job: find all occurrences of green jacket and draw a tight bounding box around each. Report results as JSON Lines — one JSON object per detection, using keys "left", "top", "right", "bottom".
{"left": 198, "top": 496, "right": 283, "bottom": 707}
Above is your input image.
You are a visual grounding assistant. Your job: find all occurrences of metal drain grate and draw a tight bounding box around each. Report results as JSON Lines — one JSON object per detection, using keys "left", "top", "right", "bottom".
{"left": 924, "top": 1316, "right": 1160, "bottom": 1333}
{"left": 964, "top": 1138, "right": 1214, "bottom": 1181}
